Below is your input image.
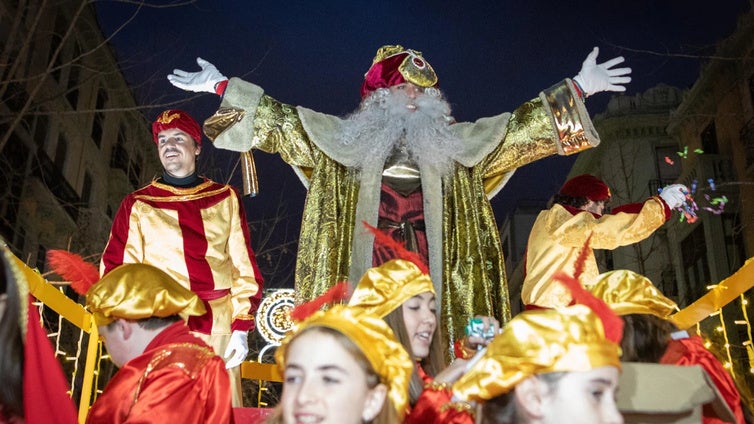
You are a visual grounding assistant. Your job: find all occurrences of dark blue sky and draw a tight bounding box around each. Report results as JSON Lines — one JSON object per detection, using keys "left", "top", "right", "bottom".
{"left": 95, "top": 0, "right": 750, "bottom": 286}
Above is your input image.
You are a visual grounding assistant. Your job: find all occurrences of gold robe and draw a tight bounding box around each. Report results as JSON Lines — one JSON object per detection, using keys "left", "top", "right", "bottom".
{"left": 204, "top": 77, "right": 599, "bottom": 346}
{"left": 522, "top": 199, "right": 668, "bottom": 308}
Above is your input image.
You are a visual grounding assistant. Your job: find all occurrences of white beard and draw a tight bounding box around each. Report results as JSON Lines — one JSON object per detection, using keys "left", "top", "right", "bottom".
{"left": 337, "top": 88, "right": 462, "bottom": 175}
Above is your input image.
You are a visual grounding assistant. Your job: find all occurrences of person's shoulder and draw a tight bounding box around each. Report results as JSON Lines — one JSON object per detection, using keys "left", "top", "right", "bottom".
{"left": 146, "top": 342, "right": 222, "bottom": 378}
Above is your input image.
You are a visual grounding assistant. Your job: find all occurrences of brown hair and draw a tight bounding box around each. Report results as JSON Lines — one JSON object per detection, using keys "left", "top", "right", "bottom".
{"left": 619, "top": 314, "right": 677, "bottom": 362}
{"left": 383, "top": 305, "right": 446, "bottom": 405}
{"left": 479, "top": 372, "right": 565, "bottom": 424}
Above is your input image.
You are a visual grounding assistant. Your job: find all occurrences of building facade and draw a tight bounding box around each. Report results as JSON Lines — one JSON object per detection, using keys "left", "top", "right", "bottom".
{"left": 0, "top": 0, "right": 160, "bottom": 266}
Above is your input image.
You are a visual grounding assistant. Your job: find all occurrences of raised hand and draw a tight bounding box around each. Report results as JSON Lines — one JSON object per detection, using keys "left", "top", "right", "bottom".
{"left": 168, "top": 57, "right": 228, "bottom": 95}
{"left": 573, "top": 47, "right": 632, "bottom": 97}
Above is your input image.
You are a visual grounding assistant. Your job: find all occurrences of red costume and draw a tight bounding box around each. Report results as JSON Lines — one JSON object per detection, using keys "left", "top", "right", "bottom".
{"left": 86, "top": 322, "right": 232, "bottom": 424}
{"left": 101, "top": 179, "right": 262, "bottom": 335}
{"left": 660, "top": 334, "right": 745, "bottom": 424}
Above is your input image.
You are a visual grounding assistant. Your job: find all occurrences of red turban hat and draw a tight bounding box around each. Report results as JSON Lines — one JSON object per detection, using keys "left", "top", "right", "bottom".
{"left": 558, "top": 174, "right": 611, "bottom": 201}
{"left": 152, "top": 109, "right": 202, "bottom": 146}
{"left": 360, "top": 45, "right": 438, "bottom": 98}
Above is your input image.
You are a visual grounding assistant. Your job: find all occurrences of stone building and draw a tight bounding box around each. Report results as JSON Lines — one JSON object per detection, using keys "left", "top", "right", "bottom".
{"left": 0, "top": 0, "right": 159, "bottom": 266}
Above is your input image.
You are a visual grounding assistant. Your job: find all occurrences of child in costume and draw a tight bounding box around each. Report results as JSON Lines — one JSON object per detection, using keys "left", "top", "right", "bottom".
{"left": 267, "top": 291, "right": 413, "bottom": 424}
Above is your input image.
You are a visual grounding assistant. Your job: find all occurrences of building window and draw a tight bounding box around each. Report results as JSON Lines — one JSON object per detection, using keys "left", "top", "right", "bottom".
{"left": 0, "top": 130, "right": 29, "bottom": 243}
{"left": 655, "top": 145, "right": 682, "bottom": 182}
{"left": 36, "top": 244, "right": 47, "bottom": 272}
{"left": 110, "top": 126, "right": 129, "bottom": 172}
{"left": 81, "top": 172, "right": 93, "bottom": 207}
{"left": 65, "top": 43, "right": 81, "bottom": 108}
{"left": 91, "top": 89, "right": 108, "bottom": 149}
{"left": 680, "top": 224, "right": 710, "bottom": 300}
{"left": 55, "top": 135, "right": 67, "bottom": 170}
{"left": 33, "top": 113, "right": 49, "bottom": 148}
{"left": 700, "top": 121, "right": 719, "bottom": 154}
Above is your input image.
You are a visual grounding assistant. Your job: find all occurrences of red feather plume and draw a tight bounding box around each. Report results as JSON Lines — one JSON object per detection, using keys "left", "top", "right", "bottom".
{"left": 551, "top": 236, "right": 624, "bottom": 344}
{"left": 290, "top": 282, "right": 350, "bottom": 322}
{"left": 363, "top": 221, "right": 430, "bottom": 274}
{"left": 46, "top": 250, "right": 100, "bottom": 295}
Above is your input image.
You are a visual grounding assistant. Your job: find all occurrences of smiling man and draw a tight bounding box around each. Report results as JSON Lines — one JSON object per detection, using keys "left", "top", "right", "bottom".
{"left": 99, "top": 109, "right": 263, "bottom": 406}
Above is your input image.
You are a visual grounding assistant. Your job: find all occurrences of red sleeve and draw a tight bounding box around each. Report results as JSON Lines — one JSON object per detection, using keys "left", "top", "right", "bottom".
{"left": 100, "top": 194, "right": 137, "bottom": 275}
{"left": 660, "top": 336, "right": 745, "bottom": 424}
{"left": 612, "top": 197, "right": 671, "bottom": 220}
{"left": 406, "top": 381, "right": 474, "bottom": 424}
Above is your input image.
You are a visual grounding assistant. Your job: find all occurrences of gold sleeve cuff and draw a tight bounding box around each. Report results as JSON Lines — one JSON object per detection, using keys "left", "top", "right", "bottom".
{"left": 424, "top": 380, "right": 451, "bottom": 392}
{"left": 439, "top": 401, "right": 475, "bottom": 417}
{"left": 542, "top": 79, "right": 600, "bottom": 156}
{"left": 204, "top": 107, "right": 246, "bottom": 141}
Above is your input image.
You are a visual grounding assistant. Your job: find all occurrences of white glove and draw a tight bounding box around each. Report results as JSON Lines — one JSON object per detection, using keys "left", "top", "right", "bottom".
{"left": 573, "top": 47, "right": 632, "bottom": 97}
{"left": 659, "top": 184, "right": 688, "bottom": 209}
{"left": 223, "top": 330, "right": 249, "bottom": 369}
{"left": 167, "top": 57, "right": 227, "bottom": 94}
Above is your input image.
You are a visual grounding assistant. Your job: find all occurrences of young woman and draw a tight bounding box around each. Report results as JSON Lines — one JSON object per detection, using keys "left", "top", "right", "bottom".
{"left": 449, "top": 304, "right": 624, "bottom": 424}
{"left": 267, "top": 304, "right": 413, "bottom": 424}
{"left": 347, "top": 258, "right": 499, "bottom": 421}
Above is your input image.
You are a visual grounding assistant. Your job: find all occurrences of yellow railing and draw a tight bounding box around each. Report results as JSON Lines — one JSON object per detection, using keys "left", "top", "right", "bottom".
{"left": 11, "top": 254, "right": 99, "bottom": 424}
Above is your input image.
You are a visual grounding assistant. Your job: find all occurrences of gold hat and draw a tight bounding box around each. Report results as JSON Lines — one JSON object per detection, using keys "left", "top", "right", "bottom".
{"left": 86, "top": 263, "right": 206, "bottom": 326}
{"left": 588, "top": 270, "right": 678, "bottom": 318}
{"left": 452, "top": 305, "right": 622, "bottom": 402}
{"left": 275, "top": 305, "right": 413, "bottom": 419}
{"left": 347, "top": 259, "right": 434, "bottom": 318}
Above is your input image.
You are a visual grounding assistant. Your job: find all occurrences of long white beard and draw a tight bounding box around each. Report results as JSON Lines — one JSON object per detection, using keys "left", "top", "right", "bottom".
{"left": 337, "top": 88, "right": 462, "bottom": 175}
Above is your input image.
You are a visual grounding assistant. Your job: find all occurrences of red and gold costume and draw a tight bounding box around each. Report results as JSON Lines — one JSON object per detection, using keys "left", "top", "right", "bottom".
{"left": 523, "top": 197, "right": 670, "bottom": 308}
{"left": 204, "top": 44, "right": 602, "bottom": 344}
{"left": 101, "top": 178, "right": 262, "bottom": 336}
{"left": 86, "top": 321, "right": 232, "bottom": 424}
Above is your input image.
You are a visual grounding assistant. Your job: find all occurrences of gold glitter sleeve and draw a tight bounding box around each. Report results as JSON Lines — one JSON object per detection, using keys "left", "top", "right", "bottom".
{"left": 477, "top": 80, "right": 600, "bottom": 194}
{"left": 203, "top": 78, "right": 320, "bottom": 173}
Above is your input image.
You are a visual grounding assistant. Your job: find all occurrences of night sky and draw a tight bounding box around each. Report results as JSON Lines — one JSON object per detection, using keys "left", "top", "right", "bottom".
{"left": 95, "top": 0, "right": 751, "bottom": 287}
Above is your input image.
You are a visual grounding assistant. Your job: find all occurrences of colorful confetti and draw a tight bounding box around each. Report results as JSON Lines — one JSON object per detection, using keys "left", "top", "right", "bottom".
{"left": 677, "top": 146, "right": 689, "bottom": 159}
{"left": 694, "top": 148, "right": 704, "bottom": 154}
{"left": 691, "top": 179, "right": 698, "bottom": 195}
{"left": 664, "top": 156, "right": 674, "bottom": 165}
{"left": 708, "top": 178, "right": 716, "bottom": 191}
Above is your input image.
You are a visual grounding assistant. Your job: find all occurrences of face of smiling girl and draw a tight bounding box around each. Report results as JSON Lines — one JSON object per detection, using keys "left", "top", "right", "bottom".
{"left": 401, "top": 292, "right": 437, "bottom": 359}
{"left": 280, "top": 329, "right": 387, "bottom": 424}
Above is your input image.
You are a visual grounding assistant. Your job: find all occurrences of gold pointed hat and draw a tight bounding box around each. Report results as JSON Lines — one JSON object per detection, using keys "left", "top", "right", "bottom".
{"left": 588, "top": 270, "right": 678, "bottom": 318}
{"left": 452, "top": 304, "right": 622, "bottom": 402}
{"left": 348, "top": 259, "right": 434, "bottom": 318}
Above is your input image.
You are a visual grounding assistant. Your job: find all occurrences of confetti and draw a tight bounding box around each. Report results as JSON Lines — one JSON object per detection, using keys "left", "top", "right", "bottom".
{"left": 691, "top": 179, "right": 698, "bottom": 195}
{"left": 694, "top": 148, "right": 704, "bottom": 154}
{"left": 664, "top": 156, "right": 674, "bottom": 165}
{"left": 708, "top": 178, "right": 716, "bottom": 191}
{"left": 677, "top": 146, "right": 689, "bottom": 159}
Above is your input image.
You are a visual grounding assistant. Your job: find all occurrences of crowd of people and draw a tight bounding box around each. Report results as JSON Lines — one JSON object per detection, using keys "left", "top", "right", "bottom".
{"left": 0, "top": 43, "right": 749, "bottom": 424}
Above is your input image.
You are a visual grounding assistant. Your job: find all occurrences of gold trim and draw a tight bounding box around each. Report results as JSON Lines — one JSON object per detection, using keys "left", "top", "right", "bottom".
{"left": 134, "top": 181, "right": 230, "bottom": 202}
